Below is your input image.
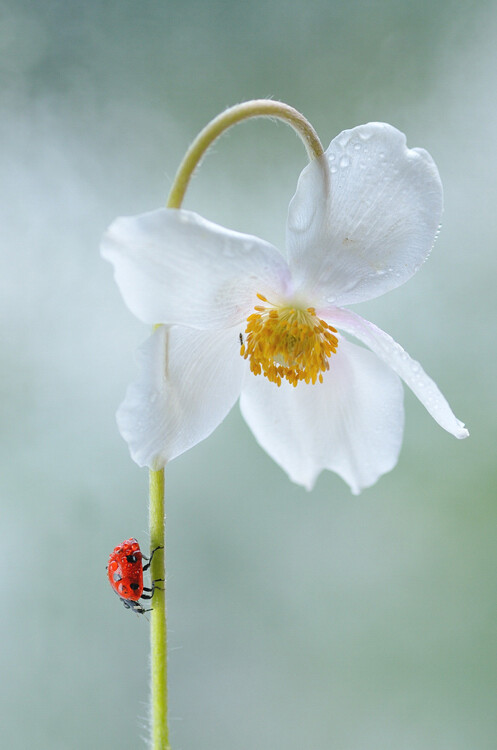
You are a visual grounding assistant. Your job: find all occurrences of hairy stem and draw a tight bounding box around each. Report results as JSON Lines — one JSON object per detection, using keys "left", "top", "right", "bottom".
{"left": 148, "top": 99, "right": 321, "bottom": 749}
{"left": 167, "top": 99, "right": 323, "bottom": 209}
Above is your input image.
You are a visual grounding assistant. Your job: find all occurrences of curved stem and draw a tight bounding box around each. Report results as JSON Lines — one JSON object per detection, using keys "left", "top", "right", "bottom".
{"left": 149, "top": 99, "right": 321, "bottom": 749}
{"left": 166, "top": 99, "right": 323, "bottom": 209}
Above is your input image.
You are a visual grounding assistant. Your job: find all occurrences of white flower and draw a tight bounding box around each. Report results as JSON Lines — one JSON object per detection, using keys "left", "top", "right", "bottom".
{"left": 101, "top": 122, "right": 468, "bottom": 494}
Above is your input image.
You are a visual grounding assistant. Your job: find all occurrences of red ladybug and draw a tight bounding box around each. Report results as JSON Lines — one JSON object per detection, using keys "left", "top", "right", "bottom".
{"left": 107, "top": 538, "right": 162, "bottom": 614}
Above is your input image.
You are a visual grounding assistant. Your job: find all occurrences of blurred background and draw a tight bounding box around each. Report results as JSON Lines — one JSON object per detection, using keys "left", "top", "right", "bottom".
{"left": 1, "top": 0, "right": 495, "bottom": 748}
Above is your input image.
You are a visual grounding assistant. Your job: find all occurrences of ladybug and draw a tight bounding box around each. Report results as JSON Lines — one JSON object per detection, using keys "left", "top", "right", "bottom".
{"left": 107, "top": 538, "right": 163, "bottom": 614}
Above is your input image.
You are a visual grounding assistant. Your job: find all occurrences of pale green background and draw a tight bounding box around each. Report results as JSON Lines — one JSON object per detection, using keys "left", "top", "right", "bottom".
{"left": 1, "top": 1, "right": 495, "bottom": 748}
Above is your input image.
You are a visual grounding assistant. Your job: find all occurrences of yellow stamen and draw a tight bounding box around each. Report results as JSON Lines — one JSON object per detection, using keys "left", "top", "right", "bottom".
{"left": 242, "top": 296, "right": 338, "bottom": 386}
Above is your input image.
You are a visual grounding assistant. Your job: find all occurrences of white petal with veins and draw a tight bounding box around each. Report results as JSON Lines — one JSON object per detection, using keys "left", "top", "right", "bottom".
{"left": 240, "top": 338, "right": 405, "bottom": 494}
{"left": 117, "top": 324, "right": 246, "bottom": 468}
{"left": 328, "top": 307, "right": 469, "bottom": 439}
{"left": 102, "top": 208, "right": 291, "bottom": 329}
{"left": 286, "top": 123, "right": 443, "bottom": 307}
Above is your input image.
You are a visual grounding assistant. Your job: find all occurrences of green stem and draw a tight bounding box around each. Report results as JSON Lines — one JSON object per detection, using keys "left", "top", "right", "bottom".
{"left": 166, "top": 99, "right": 324, "bottom": 210}
{"left": 149, "top": 469, "right": 169, "bottom": 750}
{"left": 148, "top": 99, "right": 321, "bottom": 749}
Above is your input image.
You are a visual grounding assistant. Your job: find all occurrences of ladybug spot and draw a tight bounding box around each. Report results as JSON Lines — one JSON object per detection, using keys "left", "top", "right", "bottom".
{"left": 126, "top": 554, "right": 138, "bottom": 563}
{"left": 130, "top": 582, "right": 139, "bottom": 591}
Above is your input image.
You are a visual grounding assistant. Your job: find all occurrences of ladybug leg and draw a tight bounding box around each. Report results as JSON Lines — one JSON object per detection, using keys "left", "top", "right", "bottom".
{"left": 140, "top": 579, "right": 164, "bottom": 600}
{"left": 142, "top": 545, "right": 164, "bottom": 572}
{"left": 142, "top": 580, "right": 164, "bottom": 594}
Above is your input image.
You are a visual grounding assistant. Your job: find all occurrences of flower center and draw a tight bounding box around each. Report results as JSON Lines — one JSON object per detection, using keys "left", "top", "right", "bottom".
{"left": 240, "top": 293, "right": 338, "bottom": 387}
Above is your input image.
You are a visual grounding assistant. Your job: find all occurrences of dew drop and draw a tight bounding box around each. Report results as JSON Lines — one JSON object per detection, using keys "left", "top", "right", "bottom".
{"left": 339, "top": 155, "right": 350, "bottom": 168}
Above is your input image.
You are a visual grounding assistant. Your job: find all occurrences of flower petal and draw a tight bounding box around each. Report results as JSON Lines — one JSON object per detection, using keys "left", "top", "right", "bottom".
{"left": 286, "top": 123, "right": 443, "bottom": 306}
{"left": 328, "top": 307, "right": 469, "bottom": 439}
{"left": 102, "top": 208, "right": 291, "bottom": 328}
{"left": 239, "top": 338, "right": 405, "bottom": 494}
{"left": 117, "top": 324, "right": 246, "bottom": 469}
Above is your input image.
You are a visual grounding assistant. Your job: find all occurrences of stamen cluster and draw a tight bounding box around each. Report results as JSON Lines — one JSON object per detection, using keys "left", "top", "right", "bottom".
{"left": 240, "top": 294, "right": 338, "bottom": 387}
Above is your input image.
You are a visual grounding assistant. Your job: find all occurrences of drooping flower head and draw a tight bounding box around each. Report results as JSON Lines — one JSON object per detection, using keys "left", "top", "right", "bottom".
{"left": 102, "top": 122, "right": 468, "bottom": 493}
